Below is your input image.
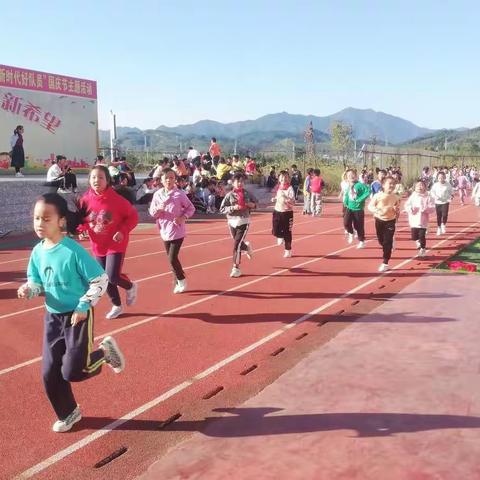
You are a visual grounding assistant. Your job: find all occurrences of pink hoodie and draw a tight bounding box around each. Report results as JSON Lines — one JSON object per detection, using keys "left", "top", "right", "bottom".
{"left": 404, "top": 192, "right": 435, "bottom": 228}
{"left": 149, "top": 187, "right": 195, "bottom": 241}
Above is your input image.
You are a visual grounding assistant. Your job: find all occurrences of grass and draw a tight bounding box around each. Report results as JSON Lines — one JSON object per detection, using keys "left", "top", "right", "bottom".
{"left": 436, "top": 237, "right": 480, "bottom": 274}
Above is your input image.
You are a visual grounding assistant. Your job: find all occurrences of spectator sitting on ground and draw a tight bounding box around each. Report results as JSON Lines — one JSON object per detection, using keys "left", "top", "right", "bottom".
{"left": 136, "top": 177, "right": 160, "bottom": 205}
{"left": 266, "top": 166, "right": 277, "bottom": 190}
{"left": 151, "top": 157, "right": 170, "bottom": 178}
{"left": 113, "top": 173, "right": 135, "bottom": 204}
{"left": 115, "top": 156, "right": 136, "bottom": 186}
{"left": 45, "top": 155, "right": 78, "bottom": 193}
{"left": 231, "top": 154, "right": 244, "bottom": 172}
{"left": 173, "top": 157, "right": 188, "bottom": 178}
{"left": 216, "top": 157, "right": 232, "bottom": 182}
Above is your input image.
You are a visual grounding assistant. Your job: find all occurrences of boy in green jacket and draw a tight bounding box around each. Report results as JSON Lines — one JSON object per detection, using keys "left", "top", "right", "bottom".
{"left": 343, "top": 169, "right": 371, "bottom": 248}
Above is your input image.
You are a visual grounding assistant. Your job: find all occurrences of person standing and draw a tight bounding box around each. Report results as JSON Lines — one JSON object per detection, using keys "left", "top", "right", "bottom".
{"left": 10, "top": 125, "right": 25, "bottom": 177}
{"left": 209, "top": 137, "right": 221, "bottom": 166}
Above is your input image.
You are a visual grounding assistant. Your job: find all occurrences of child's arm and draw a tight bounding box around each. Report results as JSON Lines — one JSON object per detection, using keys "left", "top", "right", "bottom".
{"left": 246, "top": 190, "right": 258, "bottom": 210}
{"left": 18, "top": 253, "right": 43, "bottom": 299}
{"left": 149, "top": 191, "right": 166, "bottom": 219}
{"left": 357, "top": 183, "right": 372, "bottom": 204}
{"left": 220, "top": 193, "right": 238, "bottom": 214}
{"left": 367, "top": 195, "right": 378, "bottom": 214}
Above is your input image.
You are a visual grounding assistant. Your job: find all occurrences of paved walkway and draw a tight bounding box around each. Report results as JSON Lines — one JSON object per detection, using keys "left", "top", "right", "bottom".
{"left": 139, "top": 271, "right": 480, "bottom": 480}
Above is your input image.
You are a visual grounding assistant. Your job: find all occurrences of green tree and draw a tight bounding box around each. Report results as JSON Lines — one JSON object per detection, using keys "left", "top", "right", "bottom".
{"left": 331, "top": 121, "right": 353, "bottom": 168}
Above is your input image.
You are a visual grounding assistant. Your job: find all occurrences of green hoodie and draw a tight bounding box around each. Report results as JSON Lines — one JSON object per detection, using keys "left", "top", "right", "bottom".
{"left": 343, "top": 181, "right": 371, "bottom": 211}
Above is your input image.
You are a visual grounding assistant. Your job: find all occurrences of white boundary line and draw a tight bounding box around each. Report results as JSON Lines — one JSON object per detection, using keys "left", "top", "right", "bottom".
{"left": 0, "top": 217, "right": 343, "bottom": 322}
{"left": 15, "top": 220, "right": 478, "bottom": 479}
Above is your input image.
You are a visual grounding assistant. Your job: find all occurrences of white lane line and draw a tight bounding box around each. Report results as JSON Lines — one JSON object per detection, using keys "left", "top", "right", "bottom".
{"left": 0, "top": 203, "right": 319, "bottom": 267}
{"left": 0, "top": 222, "right": 349, "bottom": 373}
{"left": 16, "top": 220, "right": 478, "bottom": 480}
{"left": 0, "top": 218, "right": 342, "bottom": 321}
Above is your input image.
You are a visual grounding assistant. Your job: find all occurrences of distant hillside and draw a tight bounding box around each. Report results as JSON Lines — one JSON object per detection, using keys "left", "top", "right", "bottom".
{"left": 404, "top": 127, "right": 480, "bottom": 152}
{"left": 99, "top": 107, "right": 440, "bottom": 154}
{"left": 157, "top": 108, "right": 434, "bottom": 144}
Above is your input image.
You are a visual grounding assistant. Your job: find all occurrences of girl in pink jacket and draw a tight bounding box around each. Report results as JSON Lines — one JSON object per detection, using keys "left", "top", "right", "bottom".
{"left": 149, "top": 168, "right": 195, "bottom": 293}
{"left": 404, "top": 180, "right": 435, "bottom": 257}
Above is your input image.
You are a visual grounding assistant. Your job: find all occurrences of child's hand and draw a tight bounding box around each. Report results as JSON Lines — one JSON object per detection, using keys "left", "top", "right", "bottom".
{"left": 411, "top": 206, "right": 419, "bottom": 214}
{"left": 246, "top": 202, "right": 256, "bottom": 209}
{"left": 17, "top": 284, "right": 31, "bottom": 299}
{"left": 113, "top": 231, "right": 124, "bottom": 242}
{"left": 233, "top": 204, "right": 242, "bottom": 211}
{"left": 271, "top": 197, "right": 276, "bottom": 202}
{"left": 174, "top": 216, "right": 185, "bottom": 225}
{"left": 71, "top": 311, "right": 88, "bottom": 326}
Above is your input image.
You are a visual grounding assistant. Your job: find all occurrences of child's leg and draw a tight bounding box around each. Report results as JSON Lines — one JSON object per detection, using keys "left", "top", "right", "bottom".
{"left": 304, "top": 193, "right": 311, "bottom": 213}
{"left": 382, "top": 219, "right": 396, "bottom": 264}
{"left": 284, "top": 211, "right": 293, "bottom": 250}
{"left": 442, "top": 203, "right": 450, "bottom": 225}
{"left": 100, "top": 254, "right": 133, "bottom": 305}
{"left": 42, "top": 312, "right": 78, "bottom": 420}
{"left": 316, "top": 195, "right": 323, "bottom": 216}
{"left": 435, "top": 204, "right": 442, "bottom": 227}
{"left": 310, "top": 193, "right": 315, "bottom": 214}
{"left": 411, "top": 228, "right": 420, "bottom": 244}
{"left": 343, "top": 209, "right": 354, "bottom": 234}
{"left": 352, "top": 210, "right": 365, "bottom": 241}
{"left": 419, "top": 228, "right": 427, "bottom": 248}
{"left": 375, "top": 218, "right": 384, "bottom": 246}
{"left": 62, "top": 308, "right": 105, "bottom": 383}
{"left": 272, "top": 210, "right": 282, "bottom": 238}
{"left": 231, "top": 224, "right": 249, "bottom": 267}
{"left": 164, "top": 238, "right": 185, "bottom": 280}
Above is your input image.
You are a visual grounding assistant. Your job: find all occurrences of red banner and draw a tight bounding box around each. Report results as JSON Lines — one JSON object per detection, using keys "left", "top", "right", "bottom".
{"left": 0, "top": 64, "right": 97, "bottom": 99}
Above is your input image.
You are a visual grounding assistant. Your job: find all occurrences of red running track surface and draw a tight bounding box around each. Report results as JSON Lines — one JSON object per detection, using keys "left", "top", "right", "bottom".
{"left": 0, "top": 200, "right": 478, "bottom": 479}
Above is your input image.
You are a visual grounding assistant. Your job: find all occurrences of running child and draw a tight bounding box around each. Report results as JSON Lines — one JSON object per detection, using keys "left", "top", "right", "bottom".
{"left": 457, "top": 170, "right": 470, "bottom": 206}
{"left": 370, "top": 169, "right": 386, "bottom": 196}
{"left": 149, "top": 168, "right": 195, "bottom": 293}
{"left": 17, "top": 193, "right": 124, "bottom": 432}
{"left": 302, "top": 168, "right": 314, "bottom": 215}
{"left": 272, "top": 170, "right": 295, "bottom": 257}
{"left": 368, "top": 176, "right": 401, "bottom": 272}
{"left": 79, "top": 165, "right": 138, "bottom": 319}
{"left": 309, "top": 168, "right": 324, "bottom": 216}
{"left": 430, "top": 171, "right": 453, "bottom": 235}
{"left": 343, "top": 169, "right": 371, "bottom": 248}
{"left": 404, "top": 180, "right": 435, "bottom": 257}
{"left": 220, "top": 172, "right": 257, "bottom": 277}
{"left": 472, "top": 180, "right": 480, "bottom": 208}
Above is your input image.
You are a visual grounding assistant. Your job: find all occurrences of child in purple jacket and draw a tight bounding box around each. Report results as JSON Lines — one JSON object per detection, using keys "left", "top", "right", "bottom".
{"left": 149, "top": 168, "right": 195, "bottom": 293}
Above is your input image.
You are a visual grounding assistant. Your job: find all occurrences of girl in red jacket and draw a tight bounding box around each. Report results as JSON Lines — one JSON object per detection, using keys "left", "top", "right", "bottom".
{"left": 79, "top": 165, "right": 139, "bottom": 319}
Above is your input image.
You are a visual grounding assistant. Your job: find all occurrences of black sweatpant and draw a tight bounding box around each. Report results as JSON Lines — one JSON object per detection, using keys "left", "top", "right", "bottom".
{"left": 343, "top": 209, "right": 365, "bottom": 241}
{"left": 435, "top": 203, "right": 450, "bottom": 227}
{"left": 272, "top": 210, "right": 293, "bottom": 250}
{"left": 164, "top": 238, "right": 185, "bottom": 281}
{"left": 375, "top": 218, "right": 396, "bottom": 264}
{"left": 229, "top": 223, "right": 249, "bottom": 267}
{"left": 411, "top": 227, "right": 427, "bottom": 249}
{"left": 96, "top": 253, "right": 133, "bottom": 306}
{"left": 42, "top": 309, "right": 104, "bottom": 420}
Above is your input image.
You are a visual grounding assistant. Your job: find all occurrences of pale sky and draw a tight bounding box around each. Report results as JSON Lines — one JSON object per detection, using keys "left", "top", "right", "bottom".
{"left": 3, "top": 0, "right": 479, "bottom": 131}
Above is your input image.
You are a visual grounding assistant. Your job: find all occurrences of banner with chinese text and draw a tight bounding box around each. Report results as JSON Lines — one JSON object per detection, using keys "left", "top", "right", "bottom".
{"left": 0, "top": 64, "right": 98, "bottom": 170}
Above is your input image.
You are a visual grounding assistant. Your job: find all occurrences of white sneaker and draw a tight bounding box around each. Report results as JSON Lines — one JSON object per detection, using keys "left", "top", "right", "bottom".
{"left": 284, "top": 250, "right": 292, "bottom": 258}
{"left": 276, "top": 237, "right": 284, "bottom": 246}
{"left": 245, "top": 241, "right": 253, "bottom": 259}
{"left": 378, "top": 263, "right": 389, "bottom": 272}
{"left": 15, "top": 172, "right": 24, "bottom": 177}
{"left": 436, "top": 227, "right": 441, "bottom": 236}
{"left": 57, "top": 188, "right": 70, "bottom": 194}
{"left": 344, "top": 230, "right": 349, "bottom": 238}
{"left": 100, "top": 336, "right": 125, "bottom": 373}
{"left": 441, "top": 224, "right": 446, "bottom": 234}
{"left": 53, "top": 405, "right": 81, "bottom": 433}
{"left": 357, "top": 241, "right": 365, "bottom": 249}
{"left": 106, "top": 305, "right": 123, "bottom": 319}
{"left": 126, "top": 282, "right": 138, "bottom": 306}
{"left": 347, "top": 233, "right": 354, "bottom": 244}
{"left": 418, "top": 248, "right": 426, "bottom": 257}
{"left": 354, "top": 231, "right": 358, "bottom": 239}
{"left": 230, "top": 267, "right": 241, "bottom": 278}
{"left": 173, "top": 279, "right": 187, "bottom": 293}
{"left": 415, "top": 240, "right": 421, "bottom": 248}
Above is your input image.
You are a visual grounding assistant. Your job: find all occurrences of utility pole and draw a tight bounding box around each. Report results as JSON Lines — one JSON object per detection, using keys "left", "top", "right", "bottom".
{"left": 110, "top": 110, "right": 117, "bottom": 161}
{"left": 234, "top": 139, "right": 237, "bottom": 155}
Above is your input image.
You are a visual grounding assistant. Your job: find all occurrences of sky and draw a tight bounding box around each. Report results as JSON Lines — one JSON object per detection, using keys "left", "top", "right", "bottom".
{"left": 3, "top": 0, "right": 480, "bottom": 130}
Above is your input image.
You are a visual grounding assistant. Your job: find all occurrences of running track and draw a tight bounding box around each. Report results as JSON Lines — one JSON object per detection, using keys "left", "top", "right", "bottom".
{"left": 0, "top": 200, "right": 478, "bottom": 479}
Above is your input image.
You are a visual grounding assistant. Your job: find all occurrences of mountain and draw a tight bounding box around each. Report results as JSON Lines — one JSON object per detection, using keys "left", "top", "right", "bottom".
{"left": 404, "top": 127, "right": 480, "bottom": 152}
{"left": 157, "top": 108, "right": 434, "bottom": 144}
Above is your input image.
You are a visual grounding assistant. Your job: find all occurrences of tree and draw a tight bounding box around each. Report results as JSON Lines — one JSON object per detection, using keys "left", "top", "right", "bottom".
{"left": 331, "top": 121, "right": 353, "bottom": 168}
